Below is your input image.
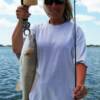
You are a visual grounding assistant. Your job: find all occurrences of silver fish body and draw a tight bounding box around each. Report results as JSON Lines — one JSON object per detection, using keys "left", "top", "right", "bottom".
{"left": 19, "top": 34, "right": 37, "bottom": 100}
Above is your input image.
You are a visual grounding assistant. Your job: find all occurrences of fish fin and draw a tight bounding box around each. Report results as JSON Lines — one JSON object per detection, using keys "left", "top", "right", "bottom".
{"left": 16, "top": 80, "right": 22, "bottom": 91}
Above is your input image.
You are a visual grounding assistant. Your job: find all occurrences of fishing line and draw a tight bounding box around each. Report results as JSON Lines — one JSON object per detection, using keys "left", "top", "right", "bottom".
{"left": 73, "top": 0, "right": 77, "bottom": 90}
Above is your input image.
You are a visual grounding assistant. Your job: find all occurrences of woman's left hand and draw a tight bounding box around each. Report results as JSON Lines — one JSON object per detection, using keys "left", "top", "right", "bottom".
{"left": 73, "top": 85, "right": 87, "bottom": 100}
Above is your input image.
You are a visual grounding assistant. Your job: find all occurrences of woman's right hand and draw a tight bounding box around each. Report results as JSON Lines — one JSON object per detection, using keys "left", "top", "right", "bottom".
{"left": 16, "top": 5, "right": 31, "bottom": 20}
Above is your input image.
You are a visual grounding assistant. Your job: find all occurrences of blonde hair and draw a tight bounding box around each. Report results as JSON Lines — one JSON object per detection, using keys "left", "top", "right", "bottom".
{"left": 63, "top": 0, "right": 73, "bottom": 21}
{"left": 43, "top": 0, "right": 73, "bottom": 21}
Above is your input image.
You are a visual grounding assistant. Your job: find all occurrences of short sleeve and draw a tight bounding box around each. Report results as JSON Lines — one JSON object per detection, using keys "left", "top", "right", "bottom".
{"left": 72, "top": 26, "right": 87, "bottom": 65}
{"left": 30, "top": 24, "right": 42, "bottom": 40}
{"left": 30, "top": 24, "right": 37, "bottom": 37}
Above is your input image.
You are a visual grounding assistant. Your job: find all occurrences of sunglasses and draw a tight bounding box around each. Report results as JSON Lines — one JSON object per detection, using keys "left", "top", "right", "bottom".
{"left": 44, "top": 0, "right": 64, "bottom": 5}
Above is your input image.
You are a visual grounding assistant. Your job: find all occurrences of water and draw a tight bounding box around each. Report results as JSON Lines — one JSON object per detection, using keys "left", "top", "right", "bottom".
{"left": 0, "top": 47, "right": 22, "bottom": 100}
{"left": 84, "top": 47, "right": 100, "bottom": 100}
{"left": 0, "top": 47, "right": 100, "bottom": 100}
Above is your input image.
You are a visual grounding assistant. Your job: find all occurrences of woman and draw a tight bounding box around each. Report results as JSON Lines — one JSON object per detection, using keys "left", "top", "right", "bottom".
{"left": 12, "top": 0, "right": 87, "bottom": 100}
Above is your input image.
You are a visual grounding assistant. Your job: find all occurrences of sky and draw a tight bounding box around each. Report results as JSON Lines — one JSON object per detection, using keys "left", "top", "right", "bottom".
{"left": 0, "top": 0, "right": 100, "bottom": 45}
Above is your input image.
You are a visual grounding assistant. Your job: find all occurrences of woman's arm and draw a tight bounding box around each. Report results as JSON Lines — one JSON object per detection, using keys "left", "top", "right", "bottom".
{"left": 73, "top": 64, "right": 87, "bottom": 100}
{"left": 76, "top": 63, "right": 87, "bottom": 86}
{"left": 73, "top": 26, "right": 87, "bottom": 100}
{"left": 12, "top": 21, "right": 24, "bottom": 56}
{"left": 12, "top": 6, "right": 30, "bottom": 58}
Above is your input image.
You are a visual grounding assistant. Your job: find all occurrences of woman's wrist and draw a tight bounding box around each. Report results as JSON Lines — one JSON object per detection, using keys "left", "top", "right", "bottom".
{"left": 18, "top": 19, "right": 27, "bottom": 26}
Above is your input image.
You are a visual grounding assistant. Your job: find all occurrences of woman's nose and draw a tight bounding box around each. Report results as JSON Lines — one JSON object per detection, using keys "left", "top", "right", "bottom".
{"left": 51, "top": 2, "right": 56, "bottom": 7}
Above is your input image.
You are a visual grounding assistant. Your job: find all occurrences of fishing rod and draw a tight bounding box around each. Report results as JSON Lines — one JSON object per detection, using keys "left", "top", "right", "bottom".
{"left": 73, "top": 0, "right": 77, "bottom": 99}
{"left": 74, "top": 0, "right": 77, "bottom": 88}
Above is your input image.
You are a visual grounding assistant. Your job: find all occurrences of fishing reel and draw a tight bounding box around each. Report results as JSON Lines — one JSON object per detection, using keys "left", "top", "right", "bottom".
{"left": 21, "top": 0, "right": 38, "bottom": 35}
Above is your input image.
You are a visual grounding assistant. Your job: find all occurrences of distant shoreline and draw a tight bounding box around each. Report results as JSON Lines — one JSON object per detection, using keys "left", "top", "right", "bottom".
{"left": 86, "top": 45, "right": 100, "bottom": 47}
{"left": 0, "top": 44, "right": 100, "bottom": 47}
{"left": 0, "top": 45, "right": 12, "bottom": 47}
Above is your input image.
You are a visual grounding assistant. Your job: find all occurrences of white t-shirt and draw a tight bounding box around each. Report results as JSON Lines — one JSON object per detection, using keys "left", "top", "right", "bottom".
{"left": 29, "top": 21, "right": 86, "bottom": 100}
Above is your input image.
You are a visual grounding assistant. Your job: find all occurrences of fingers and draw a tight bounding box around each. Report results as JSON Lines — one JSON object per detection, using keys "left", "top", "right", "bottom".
{"left": 16, "top": 6, "right": 31, "bottom": 20}
{"left": 73, "top": 85, "right": 87, "bottom": 100}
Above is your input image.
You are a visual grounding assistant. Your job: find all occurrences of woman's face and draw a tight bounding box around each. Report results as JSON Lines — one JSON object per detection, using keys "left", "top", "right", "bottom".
{"left": 44, "top": 0, "right": 65, "bottom": 20}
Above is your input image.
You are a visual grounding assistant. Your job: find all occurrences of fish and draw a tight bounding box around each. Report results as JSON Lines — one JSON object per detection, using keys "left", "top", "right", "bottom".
{"left": 16, "top": 33, "right": 37, "bottom": 100}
